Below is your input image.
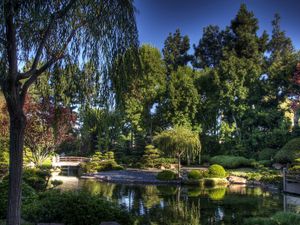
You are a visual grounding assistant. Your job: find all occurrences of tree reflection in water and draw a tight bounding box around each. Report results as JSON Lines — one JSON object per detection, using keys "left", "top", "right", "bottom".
{"left": 58, "top": 179, "right": 284, "bottom": 225}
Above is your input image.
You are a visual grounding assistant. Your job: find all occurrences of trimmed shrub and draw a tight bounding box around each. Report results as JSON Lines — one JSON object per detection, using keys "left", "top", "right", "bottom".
{"left": 156, "top": 170, "right": 176, "bottom": 181}
{"left": 208, "top": 164, "right": 226, "bottom": 178}
{"left": 210, "top": 155, "right": 256, "bottom": 169}
{"left": 142, "top": 145, "right": 160, "bottom": 168}
{"left": 258, "top": 148, "right": 277, "bottom": 160}
{"left": 275, "top": 138, "right": 300, "bottom": 163}
{"left": 22, "top": 190, "right": 134, "bottom": 225}
{"left": 80, "top": 158, "right": 123, "bottom": 173}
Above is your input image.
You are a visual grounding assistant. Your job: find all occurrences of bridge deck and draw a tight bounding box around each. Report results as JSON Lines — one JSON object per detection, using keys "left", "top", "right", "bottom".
{"left": 52, "top": 156, "right": 90, "bottom": 167}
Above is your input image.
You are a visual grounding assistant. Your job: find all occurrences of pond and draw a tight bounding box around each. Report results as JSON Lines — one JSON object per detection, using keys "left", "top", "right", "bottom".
{"left": 55, "top": 176, "right": 299, "bottom": 225}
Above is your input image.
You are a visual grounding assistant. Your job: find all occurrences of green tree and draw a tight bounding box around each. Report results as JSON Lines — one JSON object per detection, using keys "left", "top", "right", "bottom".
{"left": 156, "top": 66, "right": 200, "bottom": 128}
{"left": 154, "top": 126, "right": 201, "bottom": 177}
{"left": 193, "top": 25, "right": 224, "bottom": 68}
{"left": 0, "top": 1, "right": 138, "bottom": 224}
{"left": 162, "top": 29, "right": 191, "bottom": 71}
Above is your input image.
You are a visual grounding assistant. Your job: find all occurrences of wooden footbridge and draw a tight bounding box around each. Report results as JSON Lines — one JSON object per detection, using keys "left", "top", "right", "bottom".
{"left": 52, "top": 156, "right": 90, "bottom": 168}
{"left": 283, "top": 163, "right": 300, "bottom": 195}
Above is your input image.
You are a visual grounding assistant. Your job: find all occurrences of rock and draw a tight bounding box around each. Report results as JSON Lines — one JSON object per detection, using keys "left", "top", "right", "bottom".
{"left": 160, "top": 166, "right": 166, "bottom": 170}
{"left": 100, "top": 222, "right": 120, "bottom": 225}
{"left": 203, "top": 162, "right": 210, "bottom": 167}
{"left": 228, "top": 175, "right": 247, "bottom": 184}
{"left": 272, "top": 163, "right": 283, "bottom": 170}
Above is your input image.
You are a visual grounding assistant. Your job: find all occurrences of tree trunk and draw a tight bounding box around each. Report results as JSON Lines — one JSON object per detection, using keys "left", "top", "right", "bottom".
{"left": 177, "top": 155, "right": 181, "bottom": 178}
{"left": 7, "top": 112, "right": 26, "bottom": 225}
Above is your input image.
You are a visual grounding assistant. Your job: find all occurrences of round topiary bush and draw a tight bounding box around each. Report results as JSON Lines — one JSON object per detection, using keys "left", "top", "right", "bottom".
{"left": 275, "top": 138, "right": 300, "bottom": 163}
{"left": 156, "top": 170, "right": 176, "bottom": 181}
{"left": 208, "top": 164, "right": 226, "bottom": 178}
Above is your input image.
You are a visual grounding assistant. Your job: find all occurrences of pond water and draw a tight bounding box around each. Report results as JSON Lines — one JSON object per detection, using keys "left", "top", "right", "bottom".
{"left": 55, "top": 176, "right": 300, "bottom": 225}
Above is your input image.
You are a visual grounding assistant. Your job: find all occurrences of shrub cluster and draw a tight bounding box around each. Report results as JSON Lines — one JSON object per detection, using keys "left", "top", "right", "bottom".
{"left": 274, "top": 138, "right": 300, "bottom": 163}
{"left": 187, "top": 170, "right": 208, "bottom": 180}
{"left": 22, "top": 190, "right": 134, "bottom": 225}
{"left": 23, "top": 168, "right": 51, "bottom": 191}
{"left": 210, "top": 155, "right": 256, "bottom": 169}
{"left": 156, "top": 170, "right": 176, "bottom": 181}
{"left": 258, "top": 148, "right": 277, "bottom": 161}
{"left": 208, "top": 164, "right": 226, "bottom": 178}
{"left": 80, "top": 152, "right": 124, "bottom": 173}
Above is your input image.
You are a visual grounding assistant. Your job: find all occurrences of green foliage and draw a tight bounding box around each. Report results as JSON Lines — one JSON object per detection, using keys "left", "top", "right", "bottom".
{"left": 244, "top": 212, "right": 300, "bottom": 225}
{"left": 275, "top": 137, "right": 300, "bottom": 163}
{"left": 258, "top": 148, "right": 277, "bottom": 160}
{"left": 156, "top": 170, "right": 177, "bottom": 181}
{"left": 0, "top": 179, "right": 37, "bottom": 219}
{"left": 22, "top": 190, "right": 134, "bottom": 225}
{"left": 187, "top": 170, "right": 208, "bottom": 180}
{"left": 163, "top": 29, "right": 191, "bottom": 71}
{"left": 187, "top": 170, "right": 202, "bottom": 180}
{"left": 208, "top": 188, "right": 226, "bottom": 201}
{"left": 0, "top": 138, "right": 9, "bottom": 178}
{"left": 142, "top": 145, "right": 160, "bottom": 168}
{"left": 210, "top": 155, "right": 256, "bottom": 169}
{"left": 208, "top": 164, "right": 226, "bottom": 178}
{"left": 202, "top": 178, "right": 229, "bottom": 187}
{"left": 22, "top": 168, "right": 51, "bottom": 192}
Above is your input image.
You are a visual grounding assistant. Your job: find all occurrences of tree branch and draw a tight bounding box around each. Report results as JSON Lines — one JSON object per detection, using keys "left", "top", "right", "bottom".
{"left": 19, "top": 28, "right": 77, "bottom": 106}
{"left": 17, "top": 0, "right": 77, "bottom": 80}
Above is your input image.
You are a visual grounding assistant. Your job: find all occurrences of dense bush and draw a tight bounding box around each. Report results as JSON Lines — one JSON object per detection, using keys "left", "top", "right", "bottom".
{"left": 210, "top": 155, "right": 256, "bottom": 169}
{"left": 258, "top": 148, "right": 277, "bottom": 160}
{"left": 208, "top": 164, "right": 226, "bottom": 178}
{"left": 0, "top": 179, "right": 37, "bottom": 219}
{"left": 244, "top": 211, "right": 300, "bottom": 225}
{"left": 156, "top": 170, "right": 176, "bottom": 180}
{"left": 80, "top": 152, "right": 123, "bottom": 173}
{"left": 274, "top": 138, "right": 300, "bottom": 163}
{"left": 23, "top": 168, "right": 51, "bottom": 191}
{"left": 187, "top": 170, "right": 208, "bottom": 180}
{"left": 22, "top": 190, "right": 134, "bottom": 225}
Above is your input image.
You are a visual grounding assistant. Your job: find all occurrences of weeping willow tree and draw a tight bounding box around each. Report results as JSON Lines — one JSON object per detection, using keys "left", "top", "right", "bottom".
{"left": 154, "top": 126, "right": 201, "bottom": 177}
{"left": 0, "top": 1, "right": 138, "bottom": 224}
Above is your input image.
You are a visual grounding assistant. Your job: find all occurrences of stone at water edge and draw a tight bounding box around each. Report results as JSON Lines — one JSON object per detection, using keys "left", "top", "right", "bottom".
{"left": 228, "top": 175, "right": 247, "bottom": 184}
{"left": 272, "top": 163, "right": 283, "bottom": 170}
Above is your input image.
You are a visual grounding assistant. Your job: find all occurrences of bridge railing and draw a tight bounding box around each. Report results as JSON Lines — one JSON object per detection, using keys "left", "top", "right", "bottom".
{"left": 283, "top": 163, "right": 300, "bottom": 195}
{"left": 58, "top": 156, "right": 90, "bottom": 163}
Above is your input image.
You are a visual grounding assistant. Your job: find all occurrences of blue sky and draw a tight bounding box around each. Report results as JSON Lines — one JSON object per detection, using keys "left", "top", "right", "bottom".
{"left": 135, "top": 0, "right": 300, "bottom": 51}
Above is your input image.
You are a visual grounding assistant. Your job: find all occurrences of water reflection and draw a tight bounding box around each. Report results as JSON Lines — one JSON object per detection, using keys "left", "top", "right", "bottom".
{"left": 56, "top": 177, "right": 290, "bottom": 225}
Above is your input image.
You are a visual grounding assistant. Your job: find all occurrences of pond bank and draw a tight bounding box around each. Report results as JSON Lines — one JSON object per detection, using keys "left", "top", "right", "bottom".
{"left": 80, "top": 168, "right": 282, "bottom": 190}
{"left": 82, "top": 168, "right": 181, "bottom": 184}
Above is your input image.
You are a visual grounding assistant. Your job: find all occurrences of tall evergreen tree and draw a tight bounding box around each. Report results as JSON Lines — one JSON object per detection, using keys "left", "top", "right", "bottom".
{"left": 162, "top": 29, "right": 191, "bottom": 71}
